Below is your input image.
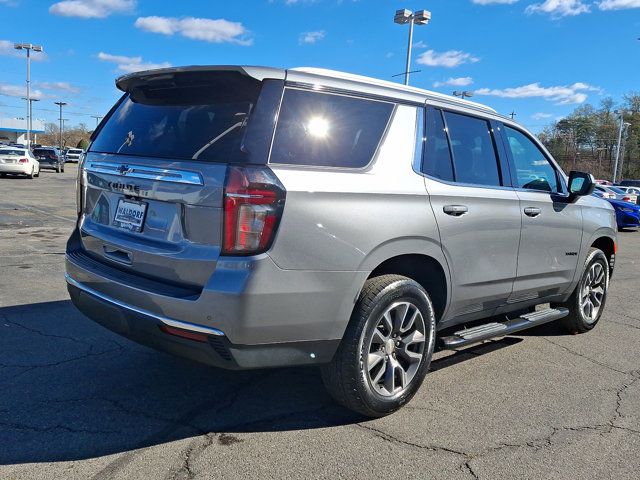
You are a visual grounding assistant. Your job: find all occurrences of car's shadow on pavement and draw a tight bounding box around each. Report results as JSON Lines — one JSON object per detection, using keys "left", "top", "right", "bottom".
{"left": 0, "top": 299, "right": 519, "bottom": 465}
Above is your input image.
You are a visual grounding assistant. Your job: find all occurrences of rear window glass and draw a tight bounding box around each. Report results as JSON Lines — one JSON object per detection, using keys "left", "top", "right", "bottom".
{"left": 270, "top": 89, "right": 393, "bottom": 168}
{"left": 423, "top": 108, "right": 454, "bottom": 181}
{"left": 0, "top": 149, "right": 25, "bottom": 156}
{"left": 89, "top": 72, "right": 262, "bottom": 162}
{"left": 444, "top": 111, "right": 501, "bottom": 187}
{"left": 33, "top": 149, "right": 56, "bottom": 155}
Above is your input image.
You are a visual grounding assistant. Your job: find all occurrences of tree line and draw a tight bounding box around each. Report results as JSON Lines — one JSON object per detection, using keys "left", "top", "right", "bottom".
{"left": 537, "top": 93, "right": 640, "bottom": 181}
{"left": 37, "top": 122, "right": 91, "bottom": 150}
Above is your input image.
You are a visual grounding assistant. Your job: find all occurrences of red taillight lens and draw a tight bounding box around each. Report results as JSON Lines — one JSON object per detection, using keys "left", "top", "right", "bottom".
{"left": 18, "top": 158, "right": 28, "bottom": 164}
{"left": 623, "top": 196, "right": 631, "bottom": 202}
{"left": 222, "top": 166, "right": 285, "bottom": 255}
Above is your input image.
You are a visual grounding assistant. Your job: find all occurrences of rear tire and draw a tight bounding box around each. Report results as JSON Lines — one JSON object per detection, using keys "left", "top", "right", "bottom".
{"left": 321, "top": 274, "right": 436, "bottom": 417}
{"left": 56, "top": 165, "right": 61, "bottom": 173}
{"left": 555, "top": 248, "right": 609, "bottom": 334}
{"left": 28, "top": 167, "right": 35, "bottom": 179}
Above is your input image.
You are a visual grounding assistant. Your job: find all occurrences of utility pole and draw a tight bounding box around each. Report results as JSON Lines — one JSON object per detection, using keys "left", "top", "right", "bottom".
{"left": 54, "top": 101, "right": 67, "bottom": 152}
{"left": 612, "top": 110, "right": 625, "bottom": 184}
{"left": 91, "top": 115, "right": 103, "bottom": 127}
{"left": 394, "top": 9, "right": 431, "bottom": 86}
{"left": 13, "top": 43, "right": 44, "bottom": 148}
{"left": 617, "top": 122, "right": 631, "bottom": 181}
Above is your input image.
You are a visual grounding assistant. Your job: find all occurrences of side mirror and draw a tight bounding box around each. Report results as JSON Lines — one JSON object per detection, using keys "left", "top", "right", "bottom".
{"left": 568, "top": 171, "right": 595, "bottom": 200}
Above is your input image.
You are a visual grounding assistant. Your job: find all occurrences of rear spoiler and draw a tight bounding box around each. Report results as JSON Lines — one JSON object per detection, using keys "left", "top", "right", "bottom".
{"left": 115, "top": 65, "right": 285, "bottom": 92}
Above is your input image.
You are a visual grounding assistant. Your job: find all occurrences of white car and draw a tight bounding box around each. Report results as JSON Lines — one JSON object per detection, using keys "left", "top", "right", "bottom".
{"left": 0, "top": 147, "right": 40, "bottom": 179}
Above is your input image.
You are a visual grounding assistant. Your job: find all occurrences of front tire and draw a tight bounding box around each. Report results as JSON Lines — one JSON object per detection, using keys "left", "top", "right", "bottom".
{"left": 321, "top": 274, "right": 436, "bottom": 417}
{"left": 556, "top": 248, "right": 610, "bottom": 334}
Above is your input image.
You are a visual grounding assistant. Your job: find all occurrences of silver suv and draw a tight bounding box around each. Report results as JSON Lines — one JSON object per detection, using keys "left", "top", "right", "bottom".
{"left": 66, "top": 66, "right": 617, "bottom": 417}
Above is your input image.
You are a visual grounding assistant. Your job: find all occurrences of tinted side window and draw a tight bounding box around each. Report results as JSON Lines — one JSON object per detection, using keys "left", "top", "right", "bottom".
{"left": 270, "top": 89, "right": 393, "bottom": 168}
{"left": 423, "top": 108, "right": 454, "bottom": 181}
{"left": 444, "top": 111, "right": 501, "bottom": 186}
{"left": 504, "top": 126, "right": 558, "bottom": 193}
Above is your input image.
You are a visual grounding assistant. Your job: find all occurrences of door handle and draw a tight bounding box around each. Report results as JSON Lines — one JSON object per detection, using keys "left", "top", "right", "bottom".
{"left": 443, "top": 205, "right": 468, "bottom": 216}
{"left": 524, "top": 207, "right": 542, "bottom": 217}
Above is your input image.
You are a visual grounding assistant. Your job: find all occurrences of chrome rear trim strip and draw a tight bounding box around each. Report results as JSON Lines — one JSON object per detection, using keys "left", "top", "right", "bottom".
{"left": 85, "top": 162, "right": 203, "bottom": 186}
{"left": 65, "top": 273, "right": 225, "bottom": 336}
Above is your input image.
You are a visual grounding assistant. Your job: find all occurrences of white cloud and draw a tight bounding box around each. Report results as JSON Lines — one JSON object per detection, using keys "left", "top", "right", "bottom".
{"left": 598, "top": 0, "right": 640, "bottom": 9}
{"left": 526, "top": 0, "right": 590, "bottom": 17}
{"left": 416, "top": 49, "right": 480, "bottom": 68}
{"left": 97, "top": 51, "right": 171, "bottom": 73}
{"left": 433, "top": 76, "right": 474, "bottom": 88}
{"left": 413, "top": 40, "right": 427, "bottom": 49}
{"left": 532, "top": 112, "right": 553, "bottom": 120}
{"left": 134, "top": 16, "right": 252, "bottom": 45}
{"left": 475, "top": 82, "right": 598, "bottom": 104}
{"left": 299, "top": 30, "right": 325, "bottom": 44}
{"left": 49, "top": 0, "right": 135, "bottom": 18}
{"left": 472, "top": 0, "right": 518, "bottom": 4}
{"left": 37, "top": 81, "right": 80, "bottom": 94}
{"left": 0, "top": 83, "right": 43, "bottom": 98}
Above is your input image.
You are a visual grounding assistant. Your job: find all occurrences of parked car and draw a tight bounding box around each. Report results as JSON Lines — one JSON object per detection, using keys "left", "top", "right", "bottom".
{"left": 32, "top": 147, "right": 65, "bottom": 173}
{"left": 606, "top": 186, "right": 638, "bottom": 204}
{"left": 65, "top": 66, "right": 617, "bottom": 417}
{"left": 594, "top": 185, "right": 617, "bottom": 199}
{"left": 0, "top": 146, "right": 40, "bottom": 178}
{"left": 606, "top": 198, "right": 640, "bottom": 231}
{"left": 595, "top": 179, "right": 613, "bottom": 186}
{"left": 65, "top": 148, "right": 84, "bottom": 163}
{"left": 620, "top": 179, "right": 640, "bottom": 188}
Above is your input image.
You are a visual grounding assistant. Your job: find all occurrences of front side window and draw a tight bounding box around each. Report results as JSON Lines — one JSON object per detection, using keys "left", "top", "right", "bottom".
{"left": 270, "top": 89, "right": 394, "bottom": 168}
{"left": 444, "top": 111, "right": 501, "bottom": 187}
{"left": 504, "top": 126, "right": 559, "bottom": 193}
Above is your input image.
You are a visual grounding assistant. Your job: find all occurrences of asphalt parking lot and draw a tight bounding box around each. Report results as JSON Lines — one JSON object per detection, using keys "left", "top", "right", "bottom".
{"left": 1, "top": 164, "right": 639, "bottom": 480}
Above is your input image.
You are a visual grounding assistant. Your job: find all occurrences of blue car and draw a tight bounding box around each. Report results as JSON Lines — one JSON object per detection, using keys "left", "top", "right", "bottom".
{"left": 608, "top": 198, "right": 640, "bottom": 230}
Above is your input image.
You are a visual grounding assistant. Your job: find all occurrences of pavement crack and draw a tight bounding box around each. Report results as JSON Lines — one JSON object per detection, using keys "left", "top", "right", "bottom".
{"left": 354, "top": 423, "right": 469, "bottom": 457}
{"left": 541, "top": 337, "right": 628, "bottom": 375}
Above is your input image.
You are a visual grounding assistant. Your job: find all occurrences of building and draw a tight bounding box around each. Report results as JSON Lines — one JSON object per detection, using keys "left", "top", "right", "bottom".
{"left": 0, "top": 117, "right": 45, "bottom": 145}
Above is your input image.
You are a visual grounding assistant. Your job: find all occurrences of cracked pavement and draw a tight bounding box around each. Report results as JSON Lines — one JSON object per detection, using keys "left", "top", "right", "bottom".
{"left": 1, "top": 165, "right": 639, "bottom": 479}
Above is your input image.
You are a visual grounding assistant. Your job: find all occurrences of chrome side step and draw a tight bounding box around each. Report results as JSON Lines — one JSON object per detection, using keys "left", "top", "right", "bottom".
{"left": 439, "top": 307, "right": 569, "bottom": 349}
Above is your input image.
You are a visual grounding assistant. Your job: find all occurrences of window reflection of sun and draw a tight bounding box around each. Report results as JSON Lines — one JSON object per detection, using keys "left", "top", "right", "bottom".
{"left": 307, "top": 116, "right": 330, "bottom": 138}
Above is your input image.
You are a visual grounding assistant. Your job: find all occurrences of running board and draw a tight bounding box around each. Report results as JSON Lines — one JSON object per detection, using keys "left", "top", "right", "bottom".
{"left": 439, "top": 307, "right": 569, "bottom": 349}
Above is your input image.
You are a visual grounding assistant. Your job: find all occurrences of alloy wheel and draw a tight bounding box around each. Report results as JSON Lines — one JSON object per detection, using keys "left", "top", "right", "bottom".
{"left": 580, "top": 262, "right": 606, "bottom": 323}
{"left": 365, "top": 301, "right": 426, "bottom": 397}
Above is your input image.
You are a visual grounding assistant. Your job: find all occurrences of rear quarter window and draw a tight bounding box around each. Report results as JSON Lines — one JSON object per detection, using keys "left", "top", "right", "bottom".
{"left": 269, "top": 89, "right": 394, "bottom": 168}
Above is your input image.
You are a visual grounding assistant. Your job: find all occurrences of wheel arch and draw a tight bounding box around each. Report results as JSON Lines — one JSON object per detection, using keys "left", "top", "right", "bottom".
{"left": 366, "top": 253, "right": 449, "bottom": 322}
{"left": 590, "top": 234, "right": 616, "bottom": 275}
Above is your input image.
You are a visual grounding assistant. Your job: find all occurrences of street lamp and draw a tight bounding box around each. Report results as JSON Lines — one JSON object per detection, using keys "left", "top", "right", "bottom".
{"left": 453, "top": 91, "right": 473, "bottom": 100}
{"left": 22, "top": 97, "right": 40, "bottom": 146}
{"left": 612, "top": 110, "right": 625, "bottom": 184}
{"left": 14, "top": 43, "right": 44, "bottom": 148}
{"left": 394, "top": 8, "right": 431, "bottom": 86}
{"left": 54, "top": 101, "right": 67, "bottom": 152}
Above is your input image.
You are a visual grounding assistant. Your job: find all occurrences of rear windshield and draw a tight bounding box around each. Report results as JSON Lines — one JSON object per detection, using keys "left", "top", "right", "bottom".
{"left": 68, "top": 149, "right": 83, "bottom": 154}
{"left": 0, "top": 149, "right": 25, "bottom": 156}
{"left": 90, "top": 71, "right": 263, "bottom": 162}
{"left": 33, "top": 149, "right": 56, "bottom": 155}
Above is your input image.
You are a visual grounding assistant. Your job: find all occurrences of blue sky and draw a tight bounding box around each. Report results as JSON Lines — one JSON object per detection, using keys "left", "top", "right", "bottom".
{"left": 0, "top": 0, "right": 639, "bottom": 132}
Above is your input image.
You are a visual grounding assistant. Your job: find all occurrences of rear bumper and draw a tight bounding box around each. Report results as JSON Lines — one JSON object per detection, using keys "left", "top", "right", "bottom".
{"left": 66, "top": 277, "right": 339, "bottom": 369}
{"left": 0, "top": 164, "right": 31, "bottom": 174}
{"left": 65, "top": 231, "right": 366, "bottom": 369}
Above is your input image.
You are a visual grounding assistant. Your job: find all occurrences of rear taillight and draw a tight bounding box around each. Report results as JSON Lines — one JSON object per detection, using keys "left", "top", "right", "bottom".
{"left": 18, "top": 158, "right": 28, "bottom": 164}
{"left": 222, "top": 166, "right": 286, "bottom": 255}
{"left": 623, "top": 196, "right": 631, "bottom": 202}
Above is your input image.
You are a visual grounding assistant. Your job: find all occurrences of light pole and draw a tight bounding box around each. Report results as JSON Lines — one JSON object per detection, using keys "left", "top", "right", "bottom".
{"left": 453, "top": 91, "right": 474, "bottom": 100}
{"left": 54, "top": 101, "right": 67, "bottom": 152}
{"left": 394, "top": 9, "right": 431, "bottom": 86}
{"left": 612, "top": 110, "right": 625, "bottom": 184}
{"left": 22, "top": 97, "right": 40, "bottom": 146}
{"left": 14, "top": 43, "right": 44, "bottom": 148}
